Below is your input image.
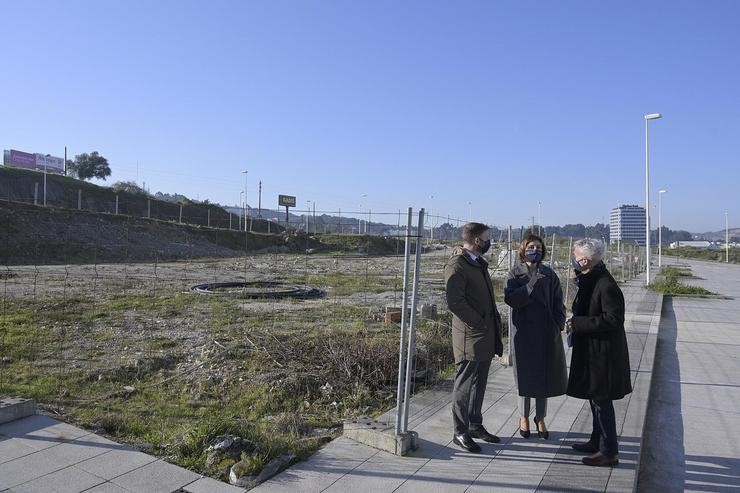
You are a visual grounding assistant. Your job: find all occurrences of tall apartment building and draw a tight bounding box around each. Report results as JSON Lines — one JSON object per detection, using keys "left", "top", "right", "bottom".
{"left": 610, "top": 205, "right": 646, "bottom": 246}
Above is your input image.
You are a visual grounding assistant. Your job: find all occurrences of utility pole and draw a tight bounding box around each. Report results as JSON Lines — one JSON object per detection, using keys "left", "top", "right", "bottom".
{"left": 258, "top": 181, "right": 262, "bottom": 217}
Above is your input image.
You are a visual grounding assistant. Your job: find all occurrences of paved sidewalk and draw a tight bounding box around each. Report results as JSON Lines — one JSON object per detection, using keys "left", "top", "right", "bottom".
{"left": 254, "top": 277, "right": 662, "bottom": 493}
{"left": 636, "top": 258, "right": 740, "bottom": 492}
{"left": 0, "top": 415, "right": 246, "bottom": 493}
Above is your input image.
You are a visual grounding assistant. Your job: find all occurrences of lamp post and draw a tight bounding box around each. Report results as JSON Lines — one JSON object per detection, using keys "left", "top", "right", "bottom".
{"left": 306, "top": 200, "right": 311, "bottom": 233}
{"left": 538, "top": 201, "right": 542, "bottom": 236}
{"left": 239, "top": 191, "right": 245, "bottom": 231}
{"left": 241, "top": 169, "right": 248, "bottom": 221}
{"left": 658, "top": 190, "right": 667, "bottom": 267}
{"left": 468, "top": 201, "right": 472, "bottom": 222}
{"left": 644, "top": 113, "right": 662, "bottom": 285}
{"left": 727, "top": 211, "right": 730, "bottom": 263}
{"left": 360, "top": 193, "right": 367, "bottom": 234}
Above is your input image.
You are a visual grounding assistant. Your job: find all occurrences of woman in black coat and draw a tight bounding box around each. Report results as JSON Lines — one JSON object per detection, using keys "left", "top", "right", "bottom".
{"left": 505, "top": 233, "right": 567, "bottom": 439}
{"left": 566, "top": 238, "right": 632, "bottom": 467}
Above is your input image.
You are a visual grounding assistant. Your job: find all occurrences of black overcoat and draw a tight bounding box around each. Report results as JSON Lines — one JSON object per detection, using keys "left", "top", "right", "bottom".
{"left": 566, "top": 263, "right": 632, "bottom": 401}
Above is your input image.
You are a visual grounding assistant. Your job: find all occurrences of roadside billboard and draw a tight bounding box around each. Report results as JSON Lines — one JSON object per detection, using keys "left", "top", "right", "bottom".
{"left": 278, "top": 195, "right": 297, "bottom": 207}
{"left": 2, "top": 149, "right": 64, "bottom": 174}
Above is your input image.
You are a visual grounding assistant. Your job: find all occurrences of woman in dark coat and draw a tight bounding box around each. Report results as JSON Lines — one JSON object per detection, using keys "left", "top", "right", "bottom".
{"left": 504, "top": 232, "right": 567, "bottom": 439}
{"left": 566, "top": 238, "right": 632, "bottom": 467}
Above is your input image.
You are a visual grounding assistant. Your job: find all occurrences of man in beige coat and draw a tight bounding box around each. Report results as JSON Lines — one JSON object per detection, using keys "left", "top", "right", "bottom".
{"left": 444, "top": 222, "right": 503, "bottom": 452}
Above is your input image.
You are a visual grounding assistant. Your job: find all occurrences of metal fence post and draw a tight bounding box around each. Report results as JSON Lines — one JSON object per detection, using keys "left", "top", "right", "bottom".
{"left": 34, "top": 183, "right": 38, "bottom": 205}
{"left": 115, "top": 195, "right": 119, "bottom": 215}
{"left": 401, "top": 208, "right": 424, "bottom": 432}
{"left": 179, "top": 204, "right": 183, "bottom": 223}
{"left": 394, "top": 207, "right": 413, "bottom": 435}
{"left": 77, "top": 189, "right": 82, "bottom": 210}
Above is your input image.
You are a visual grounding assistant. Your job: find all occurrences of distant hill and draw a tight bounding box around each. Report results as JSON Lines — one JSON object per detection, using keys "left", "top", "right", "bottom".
{"left": 694, "top": 228, "right": 740, "bottom": 241}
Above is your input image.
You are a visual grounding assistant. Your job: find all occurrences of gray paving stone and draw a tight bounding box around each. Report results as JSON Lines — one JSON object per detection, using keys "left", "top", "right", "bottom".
{"left": 81, "top": 483, "right": 131, "bottom": 493}
{"left": 76, "top": 448, "right": 158, "bottom": 481}
{"left": 0, "top": 447, "right": 72, "bottom": 489}
{"left": 10, "top": 465, "right": 105, "bottom": 493}
{"left": 0, "top": 416, "right": 89, "bottom": 452}
{"left": 0, "top": 436, "right": 37, "bottom": 465}
{"left": 111, "top": 460, "right": 200, "bottom": 493}
{"left": 183, "top": 476, "right": 246, "bottom": 493}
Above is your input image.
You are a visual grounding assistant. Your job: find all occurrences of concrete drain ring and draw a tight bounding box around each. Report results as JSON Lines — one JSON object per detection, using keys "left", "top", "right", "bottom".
{"left": 191, "top": 281, "right": 324, "bottom": 299}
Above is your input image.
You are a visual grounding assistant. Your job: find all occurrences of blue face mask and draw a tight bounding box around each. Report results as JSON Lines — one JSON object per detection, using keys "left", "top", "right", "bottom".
{"left": 571, "top": 257, "right": 584, "bottom": 272}
{"left": 525, "top": 251, "right": 542, "bottom": 263}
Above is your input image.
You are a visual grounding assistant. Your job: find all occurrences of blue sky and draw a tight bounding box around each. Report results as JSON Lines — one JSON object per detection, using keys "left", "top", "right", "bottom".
{"left": 1, "top": 1, "right": 738, "bottom": 232}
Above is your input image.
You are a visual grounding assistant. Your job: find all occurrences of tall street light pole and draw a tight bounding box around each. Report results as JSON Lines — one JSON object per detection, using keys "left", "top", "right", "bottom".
{"left": 241, "top": 170, "right": 248, "bottom": 223}
{"left": 538, "top": 201, "right": 542, "bottom": 236}
{"left": 727, "top": 211, "right": 730, "bottom": 263}
{"left": 644, "top": 113, "right": 662, "bottom": 285}
{"left": 658, "top": 190, "right": 667, "bottom": 268}
{"left": 306, "top": 200, "right": 311, "bottom": 233}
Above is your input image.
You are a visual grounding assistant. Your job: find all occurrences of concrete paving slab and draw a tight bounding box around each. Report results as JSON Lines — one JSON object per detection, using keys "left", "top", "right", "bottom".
{"left": 0, "top": 436, "right": 37, "bottom": 465}
{"left": 0, "top": 446, "right": 75, "bottom": 490}
{"left": 9, "top": 465, "right": 105, "bottom": 493}
{"left": 183, "top": 476, "right": 247, "bottom": 493}
{"left": 0, "top": 416, "right": 89, "bottom": 452}
{"left": 76, "top": 447, "right": 158, "bottom": 481}
{"left": 111, "top": 459, "right": 200, "bottom": 493}
{"left": 80, "top": 483, "right": 130, "bottom": 493}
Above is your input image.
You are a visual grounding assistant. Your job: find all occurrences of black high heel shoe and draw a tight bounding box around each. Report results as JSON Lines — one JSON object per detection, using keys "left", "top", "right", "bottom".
{"left": 534, "top": 417, "right": 549, "bottom": 440}
{"left": 519, "top": 418, "right": 530, "bottom": 438}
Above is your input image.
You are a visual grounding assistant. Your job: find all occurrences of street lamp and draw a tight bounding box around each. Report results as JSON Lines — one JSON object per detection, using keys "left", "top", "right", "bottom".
{"left": 644, "top": 112, "right": 662, "bottom": 285}
{"left": 306, "top": 200, "right": 311, "bottom": 233}
{"left": 360, "top": 193, "right": 367, "bottom": 234}
{"left": 538, "top": 201, "right": 542, "bottom": 236}
{"left": 468, "top": 201, "right": 472, "bottom": 222}
{"left": 241, "top": 170, "right": 248, "bottom": 222}
{"left": 658, "top": 190, "right": 667, "bottom": 267}
{"left": 239, "top": 191, "right": 245, "bottom": 231}
{"left": 726, "top": 211, "right": 730, "bottom": 263}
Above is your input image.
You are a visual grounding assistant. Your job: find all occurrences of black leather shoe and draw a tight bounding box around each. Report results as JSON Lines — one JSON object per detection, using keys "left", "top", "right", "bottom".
{"left": 469, "top": 427, "right": 500, "bottom": 443}
{"left": 582, "top": 452, "right": 618, "bottom": 467}
{"left": 452, "top": 433, "right": 481, "bottom": 452}
{"left": 571, "top": 441, "right": 599, "bottom": 453}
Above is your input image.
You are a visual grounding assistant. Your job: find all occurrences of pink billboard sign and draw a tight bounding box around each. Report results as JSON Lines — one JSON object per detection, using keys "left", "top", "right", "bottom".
{"left": 9, "top": 149, "right": 36, "bottom": 169}
{"left": 4, "top": 149, "right": 64, "bottom": 174}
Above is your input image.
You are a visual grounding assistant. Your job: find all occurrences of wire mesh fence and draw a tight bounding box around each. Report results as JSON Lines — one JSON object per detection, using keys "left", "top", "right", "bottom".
{"left": 0, "top": 202, "right": 646, "bottom": 479}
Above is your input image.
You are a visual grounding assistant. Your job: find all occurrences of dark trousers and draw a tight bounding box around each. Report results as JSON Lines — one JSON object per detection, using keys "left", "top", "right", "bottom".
{"left": 589, "top": 399, "right": 618, "bottom": 457}
{"left": 452, "top": 359, "right": 491, "bottom": 435}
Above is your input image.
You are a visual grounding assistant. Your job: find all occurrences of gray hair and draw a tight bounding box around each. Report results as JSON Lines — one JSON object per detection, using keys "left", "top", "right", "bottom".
{"left": 573, "top": 238, "right": 605, "bottom": 263}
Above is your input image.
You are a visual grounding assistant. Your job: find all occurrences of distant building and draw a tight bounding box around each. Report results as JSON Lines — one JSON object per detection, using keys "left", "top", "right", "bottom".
{"left": 669, "top": 241, "right": 719, "bottom": 249}
{"left": 610, "top": 205, "right": 646, "bottom": 246}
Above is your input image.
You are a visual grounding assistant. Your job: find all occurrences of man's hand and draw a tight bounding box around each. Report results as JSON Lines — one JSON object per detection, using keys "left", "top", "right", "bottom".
{"left": 565, "top": 317, "right": 574, "bottom": 333}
